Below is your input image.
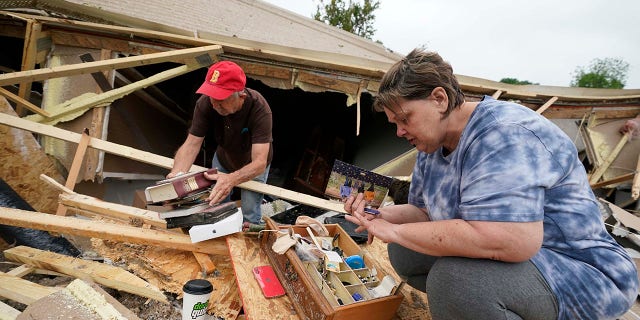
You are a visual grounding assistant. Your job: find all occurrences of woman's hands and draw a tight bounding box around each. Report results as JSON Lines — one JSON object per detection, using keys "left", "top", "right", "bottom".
{"left": 343, "top": 193, "right": 389, "bottom": 244}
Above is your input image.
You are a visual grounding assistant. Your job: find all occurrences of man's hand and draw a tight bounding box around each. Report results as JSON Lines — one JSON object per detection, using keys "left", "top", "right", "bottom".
{"left": 343, "top": 193, "right": 379, "bottom": 244}
{"left": 205, "top": 171, "right": 234, "bottom": 206}
{"left": 166, "top": 171, "right": 184, "bottom": 179}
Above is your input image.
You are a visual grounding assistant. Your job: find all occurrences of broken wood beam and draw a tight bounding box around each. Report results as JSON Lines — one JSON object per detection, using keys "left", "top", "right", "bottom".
{"left": 4, "top": 246, "right": 167, "bottom": 303}
{"left": 0, "top": 45, "right": 223, "bottom": 86}
{"left": 536, "top": 96, "right": 558, "bottom": 115}
{"left": 15, "top": 20, "right": 41, "bottom": 116}
{"left": 0, "top": 87, "right": 50, "bottom": 117}
{"left": 589, "top": 132, "right": 631, "bottom": 184}
{"left": 0, "top": 300, "right": 20, "bottom": 320}
{"left": 56, "top": 128, "right": 91, "bottom": 216}
{"left": 57, "top": 192, "right": 167, "bottom": 229}
{"left": 25, "top": 62, "right": 209, "bottom": 126}
{"left": 633, "top": 154, "right": 640, "bottom": 200}
{"left": 0, "top": 207, "right": 228, "bottom": 256}
{"left": 0, "top": 113, "right": 347, "bottom": 213}
{"left": 0, "top": 271, "right": 61, "bottom": 305}
{"left": 590, "top": 172, "right": 635, "bottom": 189}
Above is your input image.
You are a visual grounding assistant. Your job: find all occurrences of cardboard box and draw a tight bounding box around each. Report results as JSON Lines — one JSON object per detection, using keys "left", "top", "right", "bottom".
{"left": 261, "top": 217, "right": 404, "bottom": 320}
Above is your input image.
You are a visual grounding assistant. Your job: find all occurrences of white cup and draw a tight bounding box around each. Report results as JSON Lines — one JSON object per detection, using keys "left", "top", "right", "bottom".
{"left": 182, "top": 279, "right": 213, "bottom": 320}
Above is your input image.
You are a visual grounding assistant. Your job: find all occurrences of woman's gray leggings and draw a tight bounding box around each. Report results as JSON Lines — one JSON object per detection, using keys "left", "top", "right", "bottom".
{"left": 388, "top": 243, "right": 558, "bottom": 320}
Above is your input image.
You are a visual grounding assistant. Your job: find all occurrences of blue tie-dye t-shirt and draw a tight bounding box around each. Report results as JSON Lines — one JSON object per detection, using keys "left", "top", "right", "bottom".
{"left": 409, "top": 96, "right": 638, "bottom": 319}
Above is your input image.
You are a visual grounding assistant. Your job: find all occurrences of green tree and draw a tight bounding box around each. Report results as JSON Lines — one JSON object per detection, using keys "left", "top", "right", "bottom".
{"left": 500, "top": 78, "right": 538, "bottom": 85}
{"left": 313, "top": 0, "right": 380, "bottom": 39}
{"left": 570, "top": 57, "right": 629, "bottom": 89}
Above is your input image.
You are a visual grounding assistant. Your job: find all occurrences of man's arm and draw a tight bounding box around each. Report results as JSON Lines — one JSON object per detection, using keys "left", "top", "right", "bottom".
{"left": 205, "top": 142, "right": 270, "bottom": 204}
{"left": 167, "top": 133, "right": 204, "bottom": 178}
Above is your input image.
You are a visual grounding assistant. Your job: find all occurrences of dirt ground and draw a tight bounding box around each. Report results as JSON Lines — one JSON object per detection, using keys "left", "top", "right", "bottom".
{"left": 0, "top": 238, "right": 187, "bottom": 320}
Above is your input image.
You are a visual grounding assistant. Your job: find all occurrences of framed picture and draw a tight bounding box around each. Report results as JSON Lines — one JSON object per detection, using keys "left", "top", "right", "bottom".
{"left": 324, "top": 160, "right": 393, "bottom": 208}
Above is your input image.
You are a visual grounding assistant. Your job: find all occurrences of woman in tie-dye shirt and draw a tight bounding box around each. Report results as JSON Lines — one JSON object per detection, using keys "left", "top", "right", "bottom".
{"left": 344, "top": 48, "right": 638, "bottom": 319}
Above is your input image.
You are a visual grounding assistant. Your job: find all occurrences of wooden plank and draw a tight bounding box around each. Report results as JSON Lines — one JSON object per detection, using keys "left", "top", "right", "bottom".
{"left": 0, "top": 207, "right": 228, "bottom": 256}
{"left": 6, "top": 264, "right": 35, "bottom": 277}
{"left": 633, "top": 154, "right": 640, "bottom": 199}
{"left": 16, "top": 20, "right": 40, "bottom": 115}
{"left": 589, "top": 132, "right": 631, "bottom": 183}
{"left": 51, "top": 30, "right": 161, "bottom": 55}
{"left": 58, "top": 192, "right": 167, "bottom": 229}
{"left": 24, "top": 62, "right": 210, "bottom": 126}
{"left": 0, "top": 300, "right": 20, "bottom": 320}
{"left": 296, "top": 70, "right": 360, "bottom": 95}
{"left": 0, "top": 45, "right": 223, "bottom": 86}
{"left": 0, "top": 112, "right": 348, "bottom": 214}
{"left": 4, "top": 245, "right": 167, "bottom": 303}
{"left": 590, "top": 172, "right": 635, "bottom": 189}
{"left": 226, "top": 232, "right": 299, "bottom": 320}
{"left": 0, "top": 87, "right": 50, "bottom": 117}
{"left": 56, "top": 128, "right": 91, "bottom": 216}
{"left": 536, "top": 96, "right": 558, "bottom": 115}
{"left": 491, "top": 90, "right": 502, "bottom": 99}
{"left": 0, "top": 271, "right": 61, "bottom": 305}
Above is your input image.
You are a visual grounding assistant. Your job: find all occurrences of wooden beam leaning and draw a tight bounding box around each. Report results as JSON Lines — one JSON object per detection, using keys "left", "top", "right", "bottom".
{"left": 56, "top": 128, "right": 91, "bottom": 216}
{"left": 24, "top": 62, "right": 210, "bottom": 126}
{"left": 589, "top": 132, "right": 631, "bottom": 184}
{"left": 590, "top": 172, "right": 635, "bottom": 189}
{"left": 0, "top": 207, "right": 228, "bottom": 256}
{"left": 536, "top": 96, "right": 558, "bottom": 115}
{"left": 16, "top": 20, "right": 41, "bottom": 116}
{"left": 0, "top": 45, "right": 223, "bottom": 86}
{"left": 0, "top": 87, "right": 50, "bottom": 117}
{"left": 0, "top": 113, "right": 348, "bottom": 213}
{"left": 632, "top": 154, "right": 640, "bottom": 199}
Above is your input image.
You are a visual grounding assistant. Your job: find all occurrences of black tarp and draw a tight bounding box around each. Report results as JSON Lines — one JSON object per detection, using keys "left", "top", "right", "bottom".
{"left": 0, "top": 179, "right": 80, "bottom": 256}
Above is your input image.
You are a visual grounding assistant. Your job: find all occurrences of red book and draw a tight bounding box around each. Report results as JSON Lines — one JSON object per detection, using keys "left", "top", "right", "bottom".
{"left": 144, "top": 168, "right": 217, "bottom": 203}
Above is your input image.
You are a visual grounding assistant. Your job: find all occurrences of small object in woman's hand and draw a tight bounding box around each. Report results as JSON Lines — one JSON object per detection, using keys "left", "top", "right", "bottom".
{"left": 364, "top": 207, "right": 380, "bottom": 215}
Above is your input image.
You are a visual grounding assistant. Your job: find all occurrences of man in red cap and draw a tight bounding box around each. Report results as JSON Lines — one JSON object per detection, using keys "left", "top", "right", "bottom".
{"left": 167, "top": 60, "right": 273, "bottom": 228}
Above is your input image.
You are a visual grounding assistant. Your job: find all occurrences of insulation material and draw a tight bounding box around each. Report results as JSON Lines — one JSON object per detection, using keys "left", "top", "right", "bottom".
{"left": 41, "top": 46, "right": 104, "bottom": 182}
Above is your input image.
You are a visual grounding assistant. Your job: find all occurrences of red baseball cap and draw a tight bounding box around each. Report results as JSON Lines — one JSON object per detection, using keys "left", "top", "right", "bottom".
{"left": 196, "top": 61, "right": 246, "bottom": 100}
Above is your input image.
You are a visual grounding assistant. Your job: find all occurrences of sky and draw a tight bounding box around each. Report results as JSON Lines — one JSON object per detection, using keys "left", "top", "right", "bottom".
{"left": 261, "top": 0, "right": 640, "bottom": 89}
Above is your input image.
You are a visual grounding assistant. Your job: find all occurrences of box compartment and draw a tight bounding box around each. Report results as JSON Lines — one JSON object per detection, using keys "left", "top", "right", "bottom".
{"left": 260, "top": 217, "right": 403, "bottom": 320}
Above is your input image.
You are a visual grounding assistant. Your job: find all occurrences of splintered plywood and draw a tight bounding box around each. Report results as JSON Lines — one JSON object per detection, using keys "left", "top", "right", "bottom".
{"left": 0, "top": 97, "right": 64, "bottom": 214}
{"left": 585, "top": 118, "right": 640, "bottom": 183}
{"left": 90, "top": 239, "right": 242, "bottom": 319}
{"left": 226, "top": 233, "right": 299, "bottom": 320}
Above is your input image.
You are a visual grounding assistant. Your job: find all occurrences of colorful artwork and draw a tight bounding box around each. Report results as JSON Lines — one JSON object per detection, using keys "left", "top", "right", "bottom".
{"left": 324, "top": 160, "right": 393, "bottom": 208}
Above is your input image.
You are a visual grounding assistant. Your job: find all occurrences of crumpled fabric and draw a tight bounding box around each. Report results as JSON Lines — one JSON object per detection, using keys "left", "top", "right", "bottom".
{"left": 295, "top": 215, "right": 329, "bottom": 237}
{"left": 272, "top": 228, "right": 297, "bottom": 254}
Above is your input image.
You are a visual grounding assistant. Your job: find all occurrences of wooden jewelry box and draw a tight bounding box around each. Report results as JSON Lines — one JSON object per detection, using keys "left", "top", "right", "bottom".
{"left": 260, "top": 217, "right": 404, "bottom": 320}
